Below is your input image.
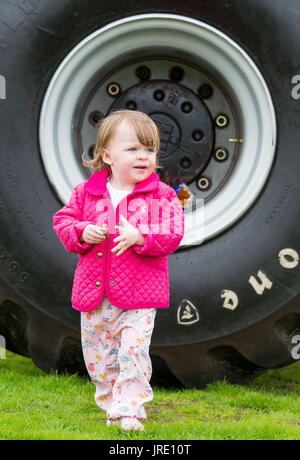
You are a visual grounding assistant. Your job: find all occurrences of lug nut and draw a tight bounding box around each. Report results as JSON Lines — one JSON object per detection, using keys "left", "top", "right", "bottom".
{"left": 169, "top": 66, "right": 184, "bottom": 82}
{"left": 107, "top": 82, "right": 120, "bottom": 97}
{"left": 88, "top": 145, "right": 95, "bottom": 158}
{"left": 136, "top": 65, "right": 151, "bottom": 81}
{"left": 192, "top": 129, "right": 204, "bottom": 142}
{"left": 198, "top": 84, "right": 213, "bottom": 99}
{"left": 215, "top": 114, "right": 229, "bottom": 128}
{"left": 125, "top": 100, "right": 137, "bottom": 110}
{"left": 180, "top": 157, "right": 192, "bottom": 169}
{"left": 214, "top": 148, "right": 228, "bottom": 161}
{"left": 181, "top": 101, "right": 193, "bottom": 113}
{"left": 197, "top": 176, "right": 211, "bottom": 190}
{"left": 89, "top": 111, "right": 103, "bottom": 126}
{"left": 154, "top": 89, "right": 165, "bottom": 101}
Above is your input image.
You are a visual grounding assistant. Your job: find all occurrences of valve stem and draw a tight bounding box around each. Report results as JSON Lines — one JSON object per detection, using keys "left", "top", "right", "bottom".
{"left": 228, "top": 138, "right": 244, "bottom": 143}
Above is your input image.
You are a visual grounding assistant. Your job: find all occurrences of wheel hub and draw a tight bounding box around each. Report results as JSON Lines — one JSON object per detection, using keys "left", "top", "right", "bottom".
{"left": 39, "top": 13, "right": 276, "bottom": 247}
{"left": 110, "top": 79, "right": 214, "bottom": 187}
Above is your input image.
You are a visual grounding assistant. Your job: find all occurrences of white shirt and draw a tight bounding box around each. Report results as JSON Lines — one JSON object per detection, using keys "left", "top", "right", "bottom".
{"left": 107, "top": 179, "right": 134, "bottom": 211}
{"left": 100, "top": 180, "right": 135, "bottom": 305}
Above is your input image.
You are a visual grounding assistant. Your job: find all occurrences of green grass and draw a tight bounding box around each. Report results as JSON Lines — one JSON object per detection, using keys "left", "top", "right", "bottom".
{"left": 0, "top": 350, "right": 300, "bottom": 440}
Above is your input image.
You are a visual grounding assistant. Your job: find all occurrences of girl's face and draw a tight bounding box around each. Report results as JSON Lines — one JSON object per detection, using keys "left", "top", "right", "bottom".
{"left": 102, "top": 120, "right": 157, "bottom": 189}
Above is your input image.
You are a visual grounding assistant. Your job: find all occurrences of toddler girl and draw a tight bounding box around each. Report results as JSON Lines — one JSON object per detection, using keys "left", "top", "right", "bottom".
{"left": 53, "top": 109, "right": 184, "bottom": 431}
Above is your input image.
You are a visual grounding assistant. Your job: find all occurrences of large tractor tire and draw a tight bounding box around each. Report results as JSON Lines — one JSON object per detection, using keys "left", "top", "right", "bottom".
{"left": 0, "top": 0, "right": 300, "bottom": 388}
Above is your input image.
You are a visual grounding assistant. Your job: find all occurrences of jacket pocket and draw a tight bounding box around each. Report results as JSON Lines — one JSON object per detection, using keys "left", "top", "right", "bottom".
{"left": 132, "top": 254, "right": 168, "bottom": 306}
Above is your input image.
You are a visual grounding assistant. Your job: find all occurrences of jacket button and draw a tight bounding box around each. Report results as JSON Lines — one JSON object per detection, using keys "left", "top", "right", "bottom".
{"left": 95, "top": 281, "right": 101, "bottom": 287}
{"left": 110, "top": 280, "right": 115, "bottom": 285}
{"left": 97, "top": 252, "right": 103, "bottom": 258}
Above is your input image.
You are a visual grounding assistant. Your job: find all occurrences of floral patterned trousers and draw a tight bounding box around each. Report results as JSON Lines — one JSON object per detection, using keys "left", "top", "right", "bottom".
{"left": 81, "top": 295, "right": 157, "bottom": 420}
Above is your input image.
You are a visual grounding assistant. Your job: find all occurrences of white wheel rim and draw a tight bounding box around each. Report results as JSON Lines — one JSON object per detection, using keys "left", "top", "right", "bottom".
{"left": 39, "top": 13, "right": 277, "bottom": 246}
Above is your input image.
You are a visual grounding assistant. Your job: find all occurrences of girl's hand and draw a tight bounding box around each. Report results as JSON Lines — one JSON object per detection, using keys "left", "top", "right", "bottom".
{"left": 112, "top": 215, "right": 145, "bottom": 256}
{"left": 81, "top": 224, "right": 108, "bottom": 244}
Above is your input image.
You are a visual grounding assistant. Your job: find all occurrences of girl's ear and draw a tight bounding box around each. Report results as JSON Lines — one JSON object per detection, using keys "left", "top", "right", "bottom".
{"left": 102, "top": 148, "right": 113, "bottom": 166}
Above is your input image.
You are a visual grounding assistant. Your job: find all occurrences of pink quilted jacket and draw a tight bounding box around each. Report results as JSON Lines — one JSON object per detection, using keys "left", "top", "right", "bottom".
{"left": 53, "top": 168, "right": 185, "bottom": 311}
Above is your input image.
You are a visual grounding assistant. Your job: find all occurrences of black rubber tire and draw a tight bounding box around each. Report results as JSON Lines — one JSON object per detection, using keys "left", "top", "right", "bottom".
{"left": 0, "top": 0, "right": 300, "bottom": 388}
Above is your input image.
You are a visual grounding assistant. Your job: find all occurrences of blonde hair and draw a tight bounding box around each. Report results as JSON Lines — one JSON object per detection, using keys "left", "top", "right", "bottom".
{"left": 82, "top": 109, "right": 162, "bottom": 173}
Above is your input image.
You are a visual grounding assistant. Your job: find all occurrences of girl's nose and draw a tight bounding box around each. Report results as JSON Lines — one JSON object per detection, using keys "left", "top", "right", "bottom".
{"left": 137, "top": 150, "right": 147, "bottom": 159}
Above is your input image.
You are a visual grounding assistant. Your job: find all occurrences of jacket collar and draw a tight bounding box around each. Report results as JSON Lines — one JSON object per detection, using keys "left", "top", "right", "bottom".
{"left": 84, "top": 167, "right": 160, "bottom": 196}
